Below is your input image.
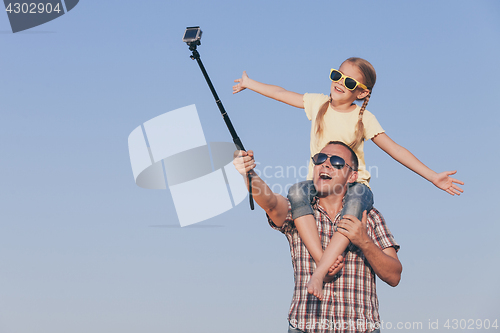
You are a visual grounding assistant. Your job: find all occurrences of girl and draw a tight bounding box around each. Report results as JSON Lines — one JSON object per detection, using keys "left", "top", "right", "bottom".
{"left": 232, "top": 57, "right": 464, "bottom": 299}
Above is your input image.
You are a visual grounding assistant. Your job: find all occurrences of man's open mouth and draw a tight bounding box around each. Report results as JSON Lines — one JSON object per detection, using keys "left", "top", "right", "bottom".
{"left": 319, "top": 172, "right": 332, "bottom": 180}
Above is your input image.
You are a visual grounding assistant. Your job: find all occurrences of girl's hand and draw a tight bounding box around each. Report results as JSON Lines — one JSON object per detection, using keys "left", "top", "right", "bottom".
{"left": 233, "top": 71, "right": 249, "bottom": 94}
{"left": 432, "top": 170, "right": 464, "bottom": 196}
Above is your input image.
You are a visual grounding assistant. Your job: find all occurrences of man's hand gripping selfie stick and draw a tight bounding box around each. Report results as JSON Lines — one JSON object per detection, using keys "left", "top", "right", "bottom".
{"left": 183, "top": 27, "right": 254, "bottom": 210}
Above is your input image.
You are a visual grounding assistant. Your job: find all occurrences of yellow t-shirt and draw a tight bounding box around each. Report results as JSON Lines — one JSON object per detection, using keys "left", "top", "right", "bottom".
{"left": 304, "top": 93, "right": 384, "bottom": 186}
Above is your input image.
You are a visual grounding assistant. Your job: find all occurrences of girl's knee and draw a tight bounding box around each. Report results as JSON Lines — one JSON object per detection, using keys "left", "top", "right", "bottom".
{"left": 288, "top": 183, "right": 308, "bottom": 203}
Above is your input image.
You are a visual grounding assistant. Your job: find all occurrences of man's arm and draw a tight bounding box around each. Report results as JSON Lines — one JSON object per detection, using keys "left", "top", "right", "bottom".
{"left": 337, "top": 211, "right": 402, "bottom": 287}
{"left": 233, "top": 150, "right": 289, "bottom": 227}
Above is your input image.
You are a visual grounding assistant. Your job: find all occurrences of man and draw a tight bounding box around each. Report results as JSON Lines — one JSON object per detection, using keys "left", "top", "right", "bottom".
{"left": 234, "top": 141, "right": 402, "bottom": 333}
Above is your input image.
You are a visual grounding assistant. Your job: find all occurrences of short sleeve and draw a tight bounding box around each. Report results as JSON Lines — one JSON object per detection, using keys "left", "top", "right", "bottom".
{"left": 367, "top": 208, "right": 400, "bottom": 252}
{"left": 268, "top": 200, "right": 294, "bottom": 235}
{"left": 363, "top": 111, "right": 385, "bottom": 140}
{"left": 303, "top": 93, "right": 329, "bottom": 121}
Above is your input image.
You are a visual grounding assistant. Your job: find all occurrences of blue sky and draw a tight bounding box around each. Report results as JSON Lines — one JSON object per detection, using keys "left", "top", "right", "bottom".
{"left": 1, "top": 1, "right": 499, "bottom": 332}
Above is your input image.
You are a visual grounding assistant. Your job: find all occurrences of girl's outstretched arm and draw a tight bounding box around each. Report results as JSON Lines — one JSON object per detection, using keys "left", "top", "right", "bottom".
{"left": 233, "top": 71, "right": 304, "bottom": 108}
{"left": 372, "top": 133, "right": 464, "bottom": 195}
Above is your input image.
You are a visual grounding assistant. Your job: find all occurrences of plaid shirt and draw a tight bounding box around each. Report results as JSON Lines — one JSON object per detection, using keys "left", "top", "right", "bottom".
{"left": 269, "top": 200, "right": 399, "bottom": 333}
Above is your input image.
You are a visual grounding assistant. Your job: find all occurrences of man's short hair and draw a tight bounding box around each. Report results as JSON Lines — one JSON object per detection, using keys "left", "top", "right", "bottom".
{"left": 324, "top": 141, "right": 359, "bottom": 171}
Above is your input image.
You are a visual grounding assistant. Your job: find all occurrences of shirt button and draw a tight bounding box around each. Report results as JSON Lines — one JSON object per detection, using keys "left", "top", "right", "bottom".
{"left": 334, "top": 292, "right": 337, "bottom": 296}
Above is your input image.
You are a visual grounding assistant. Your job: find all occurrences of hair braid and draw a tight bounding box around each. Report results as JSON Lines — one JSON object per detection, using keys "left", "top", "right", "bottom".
{"left": 315, "top": 96, "right": 331, "bottom": 138}
{"left": 348, "top": 92, "right": 370, "bottom": 149}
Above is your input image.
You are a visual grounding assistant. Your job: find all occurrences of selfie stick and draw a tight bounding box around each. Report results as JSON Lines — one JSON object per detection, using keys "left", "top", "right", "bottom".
{"left": 184, "top": 29, "right": 254, "bottom": 210}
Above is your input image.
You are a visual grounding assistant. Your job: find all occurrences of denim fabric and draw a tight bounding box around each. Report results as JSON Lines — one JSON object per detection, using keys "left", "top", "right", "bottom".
{"left": 287, "top": 180, "right": 315, "bottom": 220}
{"left": 287, "top": 181, "right": 373, "bottom": 222}
{"left": 340, "top": 182, "right": 374, "bottom": 221}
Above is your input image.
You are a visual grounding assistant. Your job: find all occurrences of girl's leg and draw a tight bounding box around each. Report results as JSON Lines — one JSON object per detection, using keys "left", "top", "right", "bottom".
{"left": 306, "top": 232, "right": 350, "bottom": 300}
{"left": 287, "top": 181, "right": 323, "bottom": 264}
{"left": 307, "top": 183, "right": 373, "bottom": 299}
{"left": 340, "top": 182, "right": 374, "bottom": 221}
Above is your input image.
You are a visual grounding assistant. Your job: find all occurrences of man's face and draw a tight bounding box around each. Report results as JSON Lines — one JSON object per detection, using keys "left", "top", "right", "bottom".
{"left": 312, "top": 144, "right": 358, "bottom": 197}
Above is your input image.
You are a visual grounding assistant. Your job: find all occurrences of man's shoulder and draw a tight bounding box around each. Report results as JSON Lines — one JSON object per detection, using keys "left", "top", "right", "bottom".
{"left": 366, "top": 207, "right": 400, "bottom": 252}
{"left": 366, "top": 207, "right": 390, "bottom": 230}
{"left": 367, "top": 207, "right": 384, "bottom": 223}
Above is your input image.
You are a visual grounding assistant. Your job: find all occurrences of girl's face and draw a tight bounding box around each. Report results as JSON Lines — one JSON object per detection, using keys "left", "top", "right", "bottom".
{"left": 330, "top": 61, "right": 368, "bottom": 104}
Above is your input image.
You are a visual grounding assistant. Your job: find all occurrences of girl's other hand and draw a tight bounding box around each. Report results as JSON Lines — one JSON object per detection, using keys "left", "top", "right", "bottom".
{"left": 233, "top": 70, "right": 249, "bottom": 94}
{"left": 432, "top": 170, "right": 464, "bottom": 195}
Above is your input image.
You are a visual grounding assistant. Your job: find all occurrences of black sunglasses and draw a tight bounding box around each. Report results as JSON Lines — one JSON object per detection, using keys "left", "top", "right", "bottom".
{"left": 311, "top": 153, "right": 356, "bottom": 171}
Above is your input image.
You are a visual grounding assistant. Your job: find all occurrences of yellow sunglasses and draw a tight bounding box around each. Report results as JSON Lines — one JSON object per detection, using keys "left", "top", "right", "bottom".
{"left": 330, "top": 69, "right": 367, "bottom": 91}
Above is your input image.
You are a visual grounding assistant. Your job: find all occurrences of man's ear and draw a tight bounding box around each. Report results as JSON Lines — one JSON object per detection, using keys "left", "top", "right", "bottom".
{"left": 357, "top": 89, "right": 370, "bottom": 100}
{"left": 348, "top": 171, "right": 358, "bottom": 183}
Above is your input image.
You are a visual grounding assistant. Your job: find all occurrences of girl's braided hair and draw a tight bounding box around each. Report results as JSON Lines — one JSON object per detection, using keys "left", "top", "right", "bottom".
{"left": 315, "top": 57, "right": 376, "bottom": 149}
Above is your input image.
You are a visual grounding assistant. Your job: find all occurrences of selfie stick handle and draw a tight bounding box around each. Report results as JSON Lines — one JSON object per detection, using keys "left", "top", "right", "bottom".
{"left": 189, "top": 47, "right": 255, "bottom": 210}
